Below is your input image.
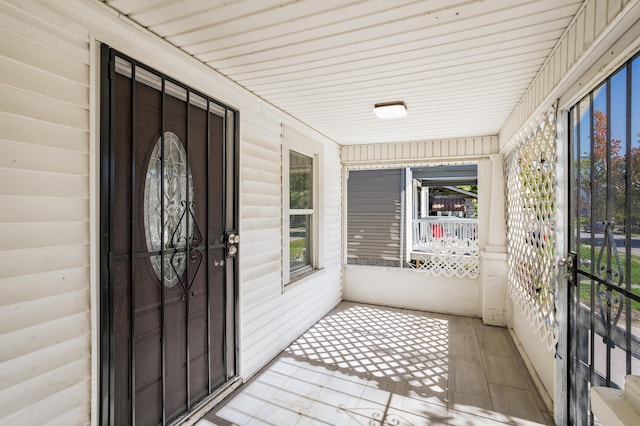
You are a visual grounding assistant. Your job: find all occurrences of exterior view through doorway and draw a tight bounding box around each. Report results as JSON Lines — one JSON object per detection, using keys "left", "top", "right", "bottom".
{"left": 99, "top": 47, "right": 239, "bottom": 425}
{"left": 565, "top": 51, "right": 640, "bottom": 425}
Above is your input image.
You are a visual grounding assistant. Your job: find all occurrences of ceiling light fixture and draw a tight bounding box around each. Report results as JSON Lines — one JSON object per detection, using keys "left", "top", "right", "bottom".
{"left": 373, "top": 101, "right": 407, "bottom": 119}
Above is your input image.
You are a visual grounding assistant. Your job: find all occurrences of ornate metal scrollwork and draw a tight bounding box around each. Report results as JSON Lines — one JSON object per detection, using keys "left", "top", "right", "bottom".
{"left": 170, "top": 200, "right": 203, "bottom": 301}
{"left": 144, "top": 131, "right": 202, "bottom": 300}
{"left": 595, "top": 221, "right": 625, "bottom": 348}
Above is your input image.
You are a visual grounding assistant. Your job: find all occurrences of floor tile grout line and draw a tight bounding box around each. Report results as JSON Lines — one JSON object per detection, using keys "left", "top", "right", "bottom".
{"left": 470, "top": 317, "right": 498, "bottom": 414}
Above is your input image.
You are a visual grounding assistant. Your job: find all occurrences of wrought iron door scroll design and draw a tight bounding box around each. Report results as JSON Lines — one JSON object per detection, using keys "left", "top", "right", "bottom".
{"left": 169, "top": 200, "right": 203, "bottom": 300}
{"left": 595, "top": 221, "right": 624, "bottom": 348}
{"left": 145, "top": 131, "right": 201, "bottom": 299}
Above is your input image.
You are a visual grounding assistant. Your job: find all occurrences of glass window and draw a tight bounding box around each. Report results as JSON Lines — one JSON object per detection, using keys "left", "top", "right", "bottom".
{"left": 289, "top": 151, "right": 313, "bottom": 277}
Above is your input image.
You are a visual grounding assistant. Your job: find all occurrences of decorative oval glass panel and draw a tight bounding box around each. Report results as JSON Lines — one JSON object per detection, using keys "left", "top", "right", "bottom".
{"left": 144, "top": 132, "right": 194, "bottom": 288}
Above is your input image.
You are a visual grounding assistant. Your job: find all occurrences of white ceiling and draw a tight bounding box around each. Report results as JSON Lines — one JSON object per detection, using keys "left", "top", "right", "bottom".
{"left": 102, "top": 0, "right": 584, "bottom": 145}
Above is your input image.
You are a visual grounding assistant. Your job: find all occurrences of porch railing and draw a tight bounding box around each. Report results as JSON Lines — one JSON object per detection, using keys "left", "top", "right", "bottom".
{"left": 412, "top": 217, "right": 478, "bottom": 253}
{"left": 410, "top": 217, "right": 479, "bottom": 278}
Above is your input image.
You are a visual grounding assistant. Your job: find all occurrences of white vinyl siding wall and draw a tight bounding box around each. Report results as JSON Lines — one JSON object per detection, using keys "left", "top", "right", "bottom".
{"left": 240, "top": 120, "right": 342, "bottom": 377}
{"left": 0, "top": 1, "right": 343, "bottom": 424}
{"left": 0, "top": 1, "right": 91, "bottom": 425}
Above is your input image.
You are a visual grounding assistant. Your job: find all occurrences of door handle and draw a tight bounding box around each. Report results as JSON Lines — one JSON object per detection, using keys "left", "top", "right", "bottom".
{"left": 558, "top": 253, "right": 577, "bottom": 283}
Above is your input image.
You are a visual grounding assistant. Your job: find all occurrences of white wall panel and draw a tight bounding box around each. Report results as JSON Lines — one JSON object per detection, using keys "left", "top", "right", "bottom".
{"left": 0, "top": 56, "right": 89, "bottom": 109}
{"left": 0, "top": 380, "right": 90, "bottom": 426}
{"left": 0, "top": 28, "right": 89, "bottom": 83}
{"left": 323, "top": 142, "right": 342, "bottom": 270}
{"left": 0, "top": 312, "right": 90, "bottom": 365}
{"left": 0, "top": 169, "right": 88, "bottom": 198}
{"left": 0, "top": 221, "right": 88, "bottom": 251}
{"left": 239, "top": 117, "right": 342, "bottom": 379}
{"left": 0, "top": 267, "right": 88, "bottom": 307}
{"left": 344, "top": 266, "right": 480, "bottom": 317}
{"left": 0, "top": 1, "right": 91, "bottom": 424}
{"left": 0, "top": 140, "right": 89, "bottom": 175}
{"left": 0, "top": 113, "right": 88, "bottom": 153}
{"left": 0, "top": 334, "right": 87, "bottom": 390}
{"left": 512, "top": 306, "right": 555, "bottom": 403}
{"left": 0, "top": 196, "right": 88, "bottom": 223}
{"left": 0, "top": 289, "right": 89, "bottom": 335}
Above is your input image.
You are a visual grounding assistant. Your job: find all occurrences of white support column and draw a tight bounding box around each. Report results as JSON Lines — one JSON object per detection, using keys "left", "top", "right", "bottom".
{"left": 420, "top": 187, "right": 428, "bottom": 218}
{"left": 405, "top": 168, "right": 413, "bottom": 263}
{"left": 480, "top": 154, "right": 508, "bottom": 326}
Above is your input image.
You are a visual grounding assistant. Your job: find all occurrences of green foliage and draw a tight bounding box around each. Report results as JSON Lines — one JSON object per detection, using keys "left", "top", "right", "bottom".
{"left": 290, "top": 238, "right": 307, "bottom": 260}
{"left": 458, "top": 184, "right": 477, "bottom": 193}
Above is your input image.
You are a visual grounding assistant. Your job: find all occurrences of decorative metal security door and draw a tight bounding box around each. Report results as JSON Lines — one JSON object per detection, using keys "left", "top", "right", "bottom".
{"left": 566, "top": 52, "right": 640, "bottom": 425}
{"left": 100, "top": 47, "right": 239, "bottom": 426}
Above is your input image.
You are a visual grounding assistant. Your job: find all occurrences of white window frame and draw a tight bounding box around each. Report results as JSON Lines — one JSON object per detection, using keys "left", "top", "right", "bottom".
{"left": 282, "top": 125, "right": 324, "bottom": 287}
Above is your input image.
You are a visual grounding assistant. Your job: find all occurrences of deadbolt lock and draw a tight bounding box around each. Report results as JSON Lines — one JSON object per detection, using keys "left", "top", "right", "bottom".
{"left": 226, "top": 231, "right": 239, "bottom": 257}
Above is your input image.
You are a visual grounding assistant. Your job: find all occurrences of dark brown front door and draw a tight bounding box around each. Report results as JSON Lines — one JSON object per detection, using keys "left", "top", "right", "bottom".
{"left": 101, "top": 47, "right": 238, "bottom": 426}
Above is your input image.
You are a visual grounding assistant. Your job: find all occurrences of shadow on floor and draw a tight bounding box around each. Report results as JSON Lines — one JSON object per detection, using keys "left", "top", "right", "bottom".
{"left": 202, "top": 302, "right": 553, "bottom": 425}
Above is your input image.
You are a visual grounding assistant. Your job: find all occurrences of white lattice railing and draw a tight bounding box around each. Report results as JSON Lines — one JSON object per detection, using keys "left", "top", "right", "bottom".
{"left": 410, "top": 217, "right": 479, "bottom": 278}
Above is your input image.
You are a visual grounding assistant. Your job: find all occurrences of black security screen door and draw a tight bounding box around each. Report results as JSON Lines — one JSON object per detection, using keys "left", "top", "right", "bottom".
{"left": 567, "top": 52, "right": 640, "bottom": 425}
{"left": 100, "top": 47, "right": 239, "bottom": 426}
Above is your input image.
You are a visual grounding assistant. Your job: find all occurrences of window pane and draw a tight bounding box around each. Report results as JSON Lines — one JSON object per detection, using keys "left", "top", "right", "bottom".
{"left": 290, "top": 214, "right": 310, "bottom": 272}
{"left": 290, "top": 151, "right": 312, "bottom": 210}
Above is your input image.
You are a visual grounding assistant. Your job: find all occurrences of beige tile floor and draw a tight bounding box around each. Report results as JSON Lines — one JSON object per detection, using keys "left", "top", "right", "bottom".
{"left": 200, "top": 302, "right": 554, "bottom": 425}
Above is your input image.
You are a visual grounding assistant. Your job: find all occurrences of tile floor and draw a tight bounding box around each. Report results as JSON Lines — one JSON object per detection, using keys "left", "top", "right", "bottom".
{"left": 200, "top": 302, "right": 554, "bottom": 425}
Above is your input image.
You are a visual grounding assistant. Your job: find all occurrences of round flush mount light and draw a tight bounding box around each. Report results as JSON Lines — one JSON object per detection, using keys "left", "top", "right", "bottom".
{"left": 373, "top": 101, "right": 407, "bottom": 119}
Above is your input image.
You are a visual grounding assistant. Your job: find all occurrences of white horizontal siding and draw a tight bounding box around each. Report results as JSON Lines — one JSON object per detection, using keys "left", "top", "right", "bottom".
{"left": 0, "top": 267, "right": 89, "bottom": 307}
{"left": 0, "top": 221, "right": 89, "bottom": 251}
{"left": 500, "top": 0, "right": 638, "bottom": 148}
{"left": 323, "top": 141, "right": 342, "bottom": 271}
{"left": 1, "top": 380, "right": 90, "bottom": 426}
{"left": 239, "top": 119, "right": 342, "bottom": 378}
{"left": 0, "top": 139, "right": 89, "bottom": 175}
{"left": 0, "top": 334, "right": 88, "bottom": 390}
{"left": 240, "top": 269, "right": 341, "bottom": 375}
{"left": 0, "top": 197, "right": 88, "bottom": 223}
{"left": 0, "top": 0, "right": 90, "bottom": 425}
{"left": 341, "top": 136, "right": 499, "bottom": 166}
{"left": 0, "top": 113, "right": 88, "bottom": 153}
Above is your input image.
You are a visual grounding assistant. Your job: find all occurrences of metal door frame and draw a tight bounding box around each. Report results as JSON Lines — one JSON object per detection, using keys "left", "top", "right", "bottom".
{"left": 99, "top": 45, "right": 240, "bottom": 426}
{"left": 564, "top": 51, "right": 640, "bottom": 424}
